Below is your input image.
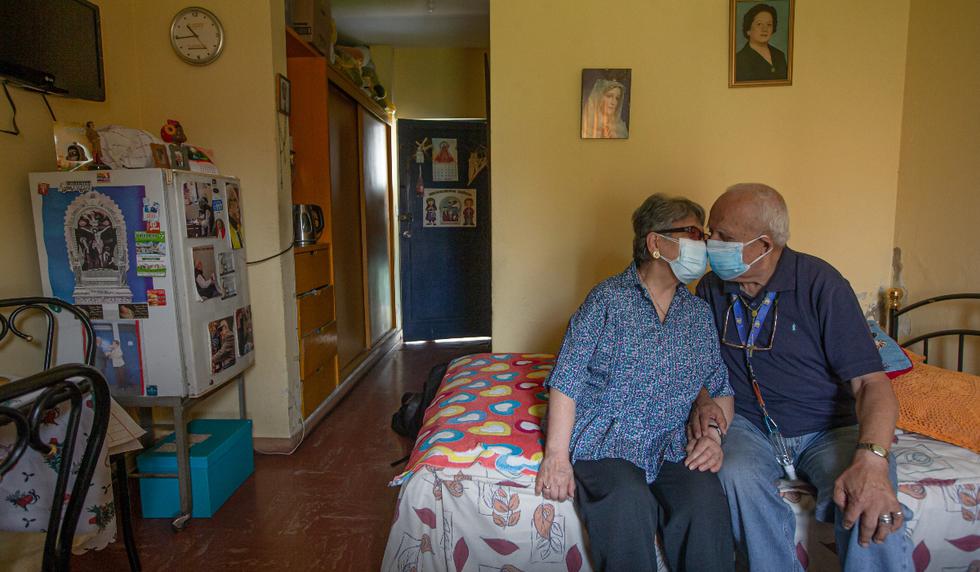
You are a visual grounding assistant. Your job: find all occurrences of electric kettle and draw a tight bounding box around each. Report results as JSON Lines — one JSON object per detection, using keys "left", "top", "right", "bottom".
{"left": 293, "top": 204, "right": 324, "bottom": 246}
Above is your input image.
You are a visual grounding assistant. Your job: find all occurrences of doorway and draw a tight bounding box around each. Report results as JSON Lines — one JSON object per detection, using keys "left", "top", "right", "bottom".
{"left": 397, "top": 119, "right": 490, "bottom": 342}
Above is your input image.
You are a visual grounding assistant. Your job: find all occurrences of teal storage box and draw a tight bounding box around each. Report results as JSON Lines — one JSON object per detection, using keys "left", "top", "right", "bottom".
{"left": 137, "top": 419, "right": 254, "bottom": 518}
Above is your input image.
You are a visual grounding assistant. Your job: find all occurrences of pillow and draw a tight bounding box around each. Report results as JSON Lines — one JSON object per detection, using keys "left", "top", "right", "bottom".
{"left": 390, "top": 353, "right": 555, "bottom": 486}
{"left": 891, "top": 362, "right": 980, "bottom": 453}
{"left": 867, "top": 320, "right": 913, "bottom": 379}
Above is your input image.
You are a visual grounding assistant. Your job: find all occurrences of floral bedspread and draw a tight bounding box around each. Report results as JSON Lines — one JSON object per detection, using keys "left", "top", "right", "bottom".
{"left": 786, "top": 430, "right": 980, "bottom": 571}
{"left": 384, "top": 466, "right": 594, "bottom": 572}
{"left": 385, "top": 353, "right": 980, "bottom": 571}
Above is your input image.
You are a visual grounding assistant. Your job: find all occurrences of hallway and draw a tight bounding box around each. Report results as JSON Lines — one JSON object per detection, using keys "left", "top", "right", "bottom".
{"left": 76, "top": 341, "right": 490, "bottom": 571}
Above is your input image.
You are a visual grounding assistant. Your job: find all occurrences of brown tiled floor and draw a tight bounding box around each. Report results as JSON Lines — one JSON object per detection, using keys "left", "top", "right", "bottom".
{"left": 74, "top": 341, "right": 490, "bottom": 572}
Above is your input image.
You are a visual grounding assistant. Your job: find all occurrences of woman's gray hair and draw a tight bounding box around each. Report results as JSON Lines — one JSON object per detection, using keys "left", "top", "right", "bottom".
{"left": 723, "top": 183, "right": 790, "bottom": 246}
{"left": 632, "top": 193, "right": 706, "bottom": 265}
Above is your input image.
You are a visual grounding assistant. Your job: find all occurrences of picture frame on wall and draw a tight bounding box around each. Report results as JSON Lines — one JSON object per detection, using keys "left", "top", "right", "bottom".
{"left": 277, "top": 73, "right": 291, "bottom": 116}
{"left": 581, "top": 68, "right": 631, "bottom": 139}
{"left": 730, "top": 0, "right": 794, "bottom": 87}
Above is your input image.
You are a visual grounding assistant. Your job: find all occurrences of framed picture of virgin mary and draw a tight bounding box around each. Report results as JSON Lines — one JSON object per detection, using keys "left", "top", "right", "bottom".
{"left": 730, "top": 0, "right": 794, "bottom": 87}
{"left": 581, "top": 69, "right": 631, "bottom": 139}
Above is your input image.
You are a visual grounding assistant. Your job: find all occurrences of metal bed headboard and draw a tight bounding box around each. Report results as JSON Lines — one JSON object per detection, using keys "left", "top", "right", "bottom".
{"left": 887, "top": 288, "right": 980, "bottom": 372}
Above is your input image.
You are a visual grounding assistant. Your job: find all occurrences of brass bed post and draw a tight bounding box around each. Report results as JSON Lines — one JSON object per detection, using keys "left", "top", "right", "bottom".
{"left": 887, "top": 287, "right": 904, "bottom": 340}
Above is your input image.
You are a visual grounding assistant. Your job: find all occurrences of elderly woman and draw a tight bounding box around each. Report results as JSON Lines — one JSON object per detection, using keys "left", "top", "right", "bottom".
{"left": 581, "top": 79, "right": 629, "bottom": 139}
{"left": 735, "top": 3, "right": 788, "bottom": 82}
{"left": 536, "top": 194, "right": 735, "bottom": 571}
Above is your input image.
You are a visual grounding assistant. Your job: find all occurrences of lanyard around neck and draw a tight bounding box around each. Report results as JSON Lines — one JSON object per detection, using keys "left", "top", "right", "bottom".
{"left": 730, "top": 291, "right": 777, "bottom": 354}
{"left": 730, "top": 292, "right": 780, "bottom": 433}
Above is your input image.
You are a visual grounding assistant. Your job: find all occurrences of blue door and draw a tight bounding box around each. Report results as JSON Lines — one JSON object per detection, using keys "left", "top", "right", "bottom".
{"left": 398, "top": 119, "right": 490, "bottom": 341}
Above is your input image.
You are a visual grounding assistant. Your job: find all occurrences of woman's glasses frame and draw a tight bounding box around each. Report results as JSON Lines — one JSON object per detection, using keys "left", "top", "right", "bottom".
{"left": 653, "top": 226, "right": 707, "bottom": 241}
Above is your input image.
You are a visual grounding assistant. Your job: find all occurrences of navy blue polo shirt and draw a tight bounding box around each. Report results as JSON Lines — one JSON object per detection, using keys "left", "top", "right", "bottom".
{"left": 695, "top": 247, "right": 883, "bottom": 437}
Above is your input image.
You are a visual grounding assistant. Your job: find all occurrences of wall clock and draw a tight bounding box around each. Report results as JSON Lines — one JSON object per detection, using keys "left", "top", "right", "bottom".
{"left": 170, "top": 7, "right": 225, "bottom": 65}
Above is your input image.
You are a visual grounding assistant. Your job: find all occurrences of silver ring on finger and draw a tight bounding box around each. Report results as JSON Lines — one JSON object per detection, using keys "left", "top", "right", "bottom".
{"left": 542, "top": 484, "right": 550, "bottom": 489}
{"left": 877, "top": 514, "right": 894, "bottom": 525}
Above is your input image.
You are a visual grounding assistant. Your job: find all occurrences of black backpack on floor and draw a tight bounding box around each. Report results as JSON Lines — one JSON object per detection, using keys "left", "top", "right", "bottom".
{"left": 391, "top": 361, "right": 449, "bottom": 440}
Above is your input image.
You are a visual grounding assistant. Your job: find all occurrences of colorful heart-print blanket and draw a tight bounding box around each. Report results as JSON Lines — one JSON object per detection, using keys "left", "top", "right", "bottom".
{"left": 391, "top": 353, "right": 554, "bottom": 486}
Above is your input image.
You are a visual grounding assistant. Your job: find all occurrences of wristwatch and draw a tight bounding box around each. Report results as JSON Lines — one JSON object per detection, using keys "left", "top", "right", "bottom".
{"left": 856, "top": 442, "right": 889, "bottom": 460}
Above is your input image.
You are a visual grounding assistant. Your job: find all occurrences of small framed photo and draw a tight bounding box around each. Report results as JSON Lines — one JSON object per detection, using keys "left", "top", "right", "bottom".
{"left": 169, "top": 143, "right": 190, "bottom": 170}
{"left": 730, "top": 0, "right": 794, "bottom": 87}
{"left": 581, "top": 69, "right": 631, "bottom": 139}
{"left": 277, "top": 73, "right": 291, "bottom": 116}
{"left": 150, "top": 143, "right": 171, "bottom": 168}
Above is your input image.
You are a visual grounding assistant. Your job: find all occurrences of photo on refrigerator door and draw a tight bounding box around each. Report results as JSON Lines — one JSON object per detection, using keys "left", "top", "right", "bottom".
{"left": 91, "top": 320, "right": 143, "bottom": 395}
{"left": 235, "top": 305, "right": 254, "bottom": 356}
{"left": 40, "top": 185, "right": 152, "bottom": 304}
{"left": 226, "top": 182, "right": 244, "bottom": 249}
{"left": 218, "top": 251, "right": 235, "bottom": 275}
{"left": 208, "top": 316, "right": 236, "bottom": 374}
{"left": 183, "top": 180, "right": 217, "bottom": 238}
{"left": 192, "top": 245, "right": 222, "bottom": 301}
{"left": 220, "top": 275, "right": 237, "bottom": 299}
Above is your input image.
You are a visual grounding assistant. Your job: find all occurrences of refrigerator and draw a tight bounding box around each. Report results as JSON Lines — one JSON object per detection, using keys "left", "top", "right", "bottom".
{"left": 29, "top": 168, "right": 254, "bottom": 398}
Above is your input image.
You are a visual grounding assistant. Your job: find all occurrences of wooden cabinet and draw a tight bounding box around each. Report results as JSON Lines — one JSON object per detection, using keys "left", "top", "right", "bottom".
{"left": 294, "top": 244, "right": 338, "bottom": 418}
{"left": 287, "top": 27, "right": 396, "bottom": 418}
{"left": 329, "top": 85, "right": 368, "bottom": 372}
{"left": 295, "top": 243, "right": 331, "bottom": 294}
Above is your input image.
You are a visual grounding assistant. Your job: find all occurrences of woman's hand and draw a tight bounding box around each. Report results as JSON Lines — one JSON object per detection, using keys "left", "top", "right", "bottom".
{"left": 684, "top": 430, "right": 724, "bottom": 473}
{"left": 535, "top": 454, "right": 576, "bottom": 502}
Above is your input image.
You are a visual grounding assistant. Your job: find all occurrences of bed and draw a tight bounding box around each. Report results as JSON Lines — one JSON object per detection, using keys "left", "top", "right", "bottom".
{"left": 383, "top": 292, "right": 979, "bottom": 572}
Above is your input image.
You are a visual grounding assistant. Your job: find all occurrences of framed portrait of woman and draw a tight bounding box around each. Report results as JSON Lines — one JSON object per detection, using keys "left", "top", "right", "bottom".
{"left": 729, "top": 0, "right": 794, "bottom": 87}
{"left": 581, "top": 69, "right": 631, "bottom": 139}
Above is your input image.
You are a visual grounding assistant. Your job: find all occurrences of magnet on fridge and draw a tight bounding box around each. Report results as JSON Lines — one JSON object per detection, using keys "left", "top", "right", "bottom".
{"left": 118, "top": 303, "right": 149, "bottom": 319}
{"left": 147, "top": 289, "right": 167, "bottom": 306}
{"left": 77, "top": 304, "right": 104, "bottom": 319}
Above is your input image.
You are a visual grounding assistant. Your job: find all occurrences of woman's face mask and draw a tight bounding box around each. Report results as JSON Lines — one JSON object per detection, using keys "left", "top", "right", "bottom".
{"left": 655, "top": 234, "right": 707, "bottom": 284}
{"left": 706, "top": 235, "right": 771, "bottom": 280}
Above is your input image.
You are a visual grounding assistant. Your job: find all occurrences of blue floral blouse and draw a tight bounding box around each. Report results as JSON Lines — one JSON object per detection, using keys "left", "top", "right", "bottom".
{"left": 545, "top": 263, "right": 732, "bottom": 483}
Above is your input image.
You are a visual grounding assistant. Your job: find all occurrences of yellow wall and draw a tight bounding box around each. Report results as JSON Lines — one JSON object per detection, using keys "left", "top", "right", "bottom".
{"left": 893, "top": 0, "right": 980, "bottom": 371}
{"left": 0, "top": 0, "right": 142, "bottom": 374}
{"left": 0, "top": 0, "right": 300, "bottom": 439}
{"left": 490, "top": 0, "right": 911, "bottom": 352}
{"left": 373, "top": 46, "right": 487, "bottom": 119}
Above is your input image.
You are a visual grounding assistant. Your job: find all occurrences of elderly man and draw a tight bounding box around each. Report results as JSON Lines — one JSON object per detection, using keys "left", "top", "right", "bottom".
{"left": 688, "top": 183, "right": 910, "bottom": 571}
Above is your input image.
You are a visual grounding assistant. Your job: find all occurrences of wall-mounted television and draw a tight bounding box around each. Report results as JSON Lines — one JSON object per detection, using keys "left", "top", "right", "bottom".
{"left": 0, "top": 0, "right": 105, "bottom": 101}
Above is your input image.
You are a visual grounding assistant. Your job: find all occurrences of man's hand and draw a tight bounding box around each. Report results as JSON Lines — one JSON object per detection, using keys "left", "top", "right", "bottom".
{"left": 684, "top": 428, "right": 724, "bottom": 473}
{"left": 833, "top": 452, "right": 903, "bottom": 546}
{"left": 688, "top": 390, "right": 729, "bottom": 439}
{"left": 535, "top": 454, "right": 575, "bottom": 502}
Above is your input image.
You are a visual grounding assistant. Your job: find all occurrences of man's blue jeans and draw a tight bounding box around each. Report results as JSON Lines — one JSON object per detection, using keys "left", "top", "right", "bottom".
{"left": 719, "top": 415, "right": 912, "bottom": 571}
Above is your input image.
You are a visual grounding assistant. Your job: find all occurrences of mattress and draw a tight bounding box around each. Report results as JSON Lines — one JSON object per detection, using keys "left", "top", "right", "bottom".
{"left": 383, "top": 353, "right": 980, "bottom": 571}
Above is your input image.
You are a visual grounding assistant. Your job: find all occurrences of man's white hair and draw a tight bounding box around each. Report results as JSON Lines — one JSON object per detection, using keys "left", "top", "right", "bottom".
{"left": 723, "top": 183, "right": 790, "bottom": 246}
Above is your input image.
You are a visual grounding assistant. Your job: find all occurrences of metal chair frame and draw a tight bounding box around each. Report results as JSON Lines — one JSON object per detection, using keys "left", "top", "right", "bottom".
{"left": 0, "top": 365, "right": 109, "bottom": 571}
{"left": 0, "top": 297, "right": 140, "bottom": 570}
